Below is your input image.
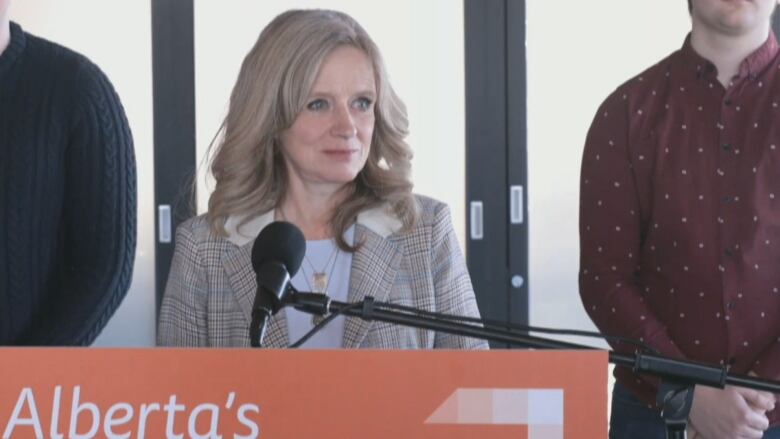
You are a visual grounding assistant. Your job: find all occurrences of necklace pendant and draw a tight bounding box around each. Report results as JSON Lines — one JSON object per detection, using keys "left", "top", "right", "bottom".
{"left": 312, "top": 272, "right": 328, "bottom": 293}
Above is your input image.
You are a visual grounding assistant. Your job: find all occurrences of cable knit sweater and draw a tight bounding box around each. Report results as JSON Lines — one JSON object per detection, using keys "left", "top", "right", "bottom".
{"left": 0, "top": 22, "right": 136, "bottom": 345}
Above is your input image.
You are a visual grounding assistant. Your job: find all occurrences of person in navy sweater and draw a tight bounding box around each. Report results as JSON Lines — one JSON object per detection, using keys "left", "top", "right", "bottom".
{"left": 0, "top": 0, "right": 136, "bottom": 345}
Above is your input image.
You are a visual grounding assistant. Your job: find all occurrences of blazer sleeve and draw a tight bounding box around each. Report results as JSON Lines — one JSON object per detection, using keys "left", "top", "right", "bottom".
{"left": 157, "top": 222, "right": 209, "bottom": 346}
{"left": 430, "top": 203, "right": 489, "bottom": 350}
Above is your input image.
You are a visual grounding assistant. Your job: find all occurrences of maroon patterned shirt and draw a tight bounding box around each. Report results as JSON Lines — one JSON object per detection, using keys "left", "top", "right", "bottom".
{"left": 579, "top": 33, "right": 780, "bottom": 420}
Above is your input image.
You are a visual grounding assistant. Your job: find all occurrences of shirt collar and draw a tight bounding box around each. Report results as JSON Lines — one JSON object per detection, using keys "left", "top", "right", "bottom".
{"left": 680, "top": 31, "right": 779, "bottom": 81}
{"left": 741, "top": 31, "right": 778, "bottom": 78}
{"left": 0, "top": 22, "right": 27, "bottom": 78}
{"left": 224, "top": 203, "right": 404, "bottom": 246}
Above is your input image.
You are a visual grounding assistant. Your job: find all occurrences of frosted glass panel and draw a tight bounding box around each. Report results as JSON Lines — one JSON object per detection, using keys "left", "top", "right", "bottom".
{"left": 526, "top": 0, "right": 689, "bottom": 344}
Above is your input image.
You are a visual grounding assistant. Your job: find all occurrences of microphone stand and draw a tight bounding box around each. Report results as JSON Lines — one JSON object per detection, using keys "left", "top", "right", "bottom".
{"left": 286, "top": 291, "right": 780, "bottom": 439}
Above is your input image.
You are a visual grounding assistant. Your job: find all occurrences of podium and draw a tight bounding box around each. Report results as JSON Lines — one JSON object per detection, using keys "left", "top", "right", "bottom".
{"left": 0, "top": 349, "right": 607, "bottom": 438}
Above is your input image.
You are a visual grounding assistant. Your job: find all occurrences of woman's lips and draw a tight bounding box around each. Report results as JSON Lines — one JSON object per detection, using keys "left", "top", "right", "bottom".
{"left": 323, "top": 149, "right": 358, "bottom": 160}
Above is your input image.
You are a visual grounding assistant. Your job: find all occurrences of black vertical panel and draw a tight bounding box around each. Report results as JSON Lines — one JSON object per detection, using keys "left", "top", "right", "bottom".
{"left": 152, "top": 0, "right": 196, "bottom": 315}
{"left": 505, "top": 0, "right": 528, "bottom": 325}
{"left": 464, "top": 0, "right": 510, "bottom": 347}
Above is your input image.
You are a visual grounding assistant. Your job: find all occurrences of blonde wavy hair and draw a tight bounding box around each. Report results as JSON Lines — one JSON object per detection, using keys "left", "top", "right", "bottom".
{"left": 207, "top": 9, "right": 418, "bottom": 251}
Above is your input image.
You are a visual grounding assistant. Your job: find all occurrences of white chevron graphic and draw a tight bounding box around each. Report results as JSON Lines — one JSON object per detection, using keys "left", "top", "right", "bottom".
{"left": 425, "top": 388, "right": 564, "bottom": 439}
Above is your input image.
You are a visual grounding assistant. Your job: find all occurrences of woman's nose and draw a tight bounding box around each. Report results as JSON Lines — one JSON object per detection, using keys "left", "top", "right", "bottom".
{"left": 331, "top": 105, "right": 358, "bottom": 138}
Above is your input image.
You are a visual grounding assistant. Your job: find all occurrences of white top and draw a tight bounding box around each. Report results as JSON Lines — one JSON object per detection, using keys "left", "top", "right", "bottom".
{"left": 223, "top": 204, "right": 405, "bottom": 247}
{"left": 285, "top": 225, "right": 355, "bottom": 348}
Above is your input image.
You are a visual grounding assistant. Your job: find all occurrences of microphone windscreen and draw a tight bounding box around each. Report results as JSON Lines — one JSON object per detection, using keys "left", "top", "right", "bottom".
{"left": 251, "top": 221, "right": 306, "bottom": 277}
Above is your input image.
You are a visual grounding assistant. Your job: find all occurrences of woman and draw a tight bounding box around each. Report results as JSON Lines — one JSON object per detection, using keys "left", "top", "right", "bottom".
{"left": 158, "top": 9, "right": 486, "bottom": 349}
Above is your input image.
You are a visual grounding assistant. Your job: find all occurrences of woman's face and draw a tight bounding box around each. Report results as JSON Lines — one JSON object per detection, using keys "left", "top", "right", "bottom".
{"left": 279, "top": 46, "right": 376, "bottom": 193}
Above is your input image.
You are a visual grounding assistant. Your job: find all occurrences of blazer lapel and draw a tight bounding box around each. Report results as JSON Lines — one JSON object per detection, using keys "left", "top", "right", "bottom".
{"left": 222, "top": 242, "right": 289, "bottom": 348}
{"left": 342, "top": 225, "right": 403, "bottom": 348}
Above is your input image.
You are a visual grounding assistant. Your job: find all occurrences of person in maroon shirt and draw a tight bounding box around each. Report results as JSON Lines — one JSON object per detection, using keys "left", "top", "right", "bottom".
{"left": 580, "top": 0, "right": 780, "bottom": 438}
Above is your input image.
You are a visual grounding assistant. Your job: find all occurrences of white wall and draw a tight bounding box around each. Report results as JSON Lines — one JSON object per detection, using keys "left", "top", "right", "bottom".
{"left": 526, "top": 1, "right": 690, "bottom": 346}
{"left": 9, "top": 1, "right": 156, "bottom": 346}
{"left": 193, "top": 0, "right": 467, "bottom": 246}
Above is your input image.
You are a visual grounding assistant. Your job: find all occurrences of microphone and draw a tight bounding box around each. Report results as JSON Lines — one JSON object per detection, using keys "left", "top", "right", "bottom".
{"left": 249, "top": 221, "right": 305, "bottom": 347}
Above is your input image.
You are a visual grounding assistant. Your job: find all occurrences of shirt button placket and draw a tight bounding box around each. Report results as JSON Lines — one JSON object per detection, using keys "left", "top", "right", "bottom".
{"left": 718, "top": 88, "right": 740, "bottom": 358}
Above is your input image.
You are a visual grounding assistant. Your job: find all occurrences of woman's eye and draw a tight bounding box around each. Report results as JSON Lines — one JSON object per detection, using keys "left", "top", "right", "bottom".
{"left": 353, "top": 97, "right": 373, "bottom": 111}
{"left": 307, "top": 99, "right": 328, "bottom": 111}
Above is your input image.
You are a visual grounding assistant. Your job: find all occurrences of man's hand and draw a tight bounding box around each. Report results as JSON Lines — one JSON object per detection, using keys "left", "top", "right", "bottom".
{"left": 688, "top": 385, "right": 775, "bottom": 438}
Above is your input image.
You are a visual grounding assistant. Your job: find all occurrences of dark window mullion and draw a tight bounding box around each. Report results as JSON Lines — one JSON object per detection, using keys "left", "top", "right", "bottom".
{"left": 505, "top": 0, "right": 529, "bottom": 326}
{"left": 151, "top": 0, "right": 197, "bottom": 316}
{"left": 464, "top": 0, "right": 511, "bottom": 347}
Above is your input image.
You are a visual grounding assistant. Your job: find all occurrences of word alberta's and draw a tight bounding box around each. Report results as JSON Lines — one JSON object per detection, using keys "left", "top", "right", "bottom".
{"left": 2, "top": 386, "right": 261, "bottom": 439}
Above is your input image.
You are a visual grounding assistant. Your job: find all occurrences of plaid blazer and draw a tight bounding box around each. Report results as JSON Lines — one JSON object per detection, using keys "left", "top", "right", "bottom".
{"left": 157, "top": 195, "right": 488, "bottom": 349}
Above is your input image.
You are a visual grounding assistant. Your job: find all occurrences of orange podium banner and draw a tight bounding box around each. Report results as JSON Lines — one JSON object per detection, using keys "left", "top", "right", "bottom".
{"left": 0, "top": 349, "right": 606, "bottom": 438}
